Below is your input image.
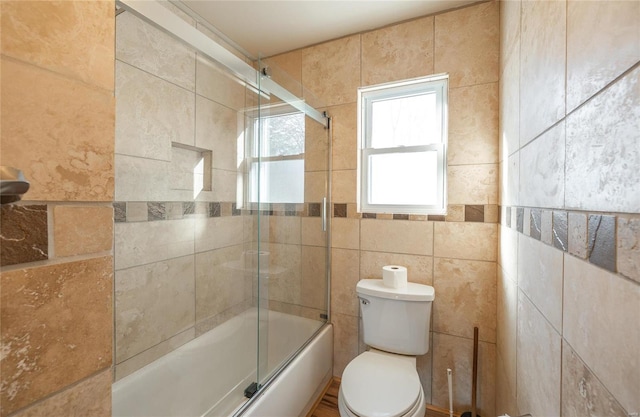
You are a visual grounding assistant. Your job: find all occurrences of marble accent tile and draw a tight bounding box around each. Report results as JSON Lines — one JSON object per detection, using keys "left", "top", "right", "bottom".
{"left": 566, "top": 0, "right": 640, "bottom": 112}
{"left": 126, "top": 202, "right": 148, "bottom": 222}
{"left": 361, "top": 219, "right": 433, "bottom": 256}
{"left": 464, "top": 205, "right": 484, "bottom": 223}
{"left": 505, "top": 207, "right": 511, "bottom": 228}
{"left": 10, "top": 369, "right": 112, "bottom": 417}
{"left": 166, "top": 202, "right": 184, "bottom": 220}
{"left": 431, "top": 333, "right": 496, "bottom": 417}
{"left": 2, "top": 1, "right": 114, "bottom": 91}
{"left": 1, "top": 59, "right": 114, "bottom": 201}
{"left": 359, "top": 251, "right": 433, "bottom": 286}
{"left": 361, "top": 16, "right": 434, "bottom": 86}
{"left": 115, "top": 155, "right": 169, "bottom": 202}
{"left": 208, "top": 202, "right": 221, "bottom": 218}
{"left": 434, "top": 1, "right": 499, "bottom": 88}
{"left": 331, "top": 249, "right": 360, "bottom": 317}
{"left": 195, "top": 216, "right": 243, "bottom": 253}
{"left": 301, "top": 217, "right": 326, "bottom": 247}
{"left": 434, "top": 222, "right": 497, "bottom": 261}
{"left": 392, "top": 214, "right": 409, "bottom": 220}
{"left": 562, "top": 340, "right": 628, "bottom": 417}
{"left": 448, "top": 164, "right": 498, "bottom": 205}
{"left": 0, "top": 257, "right": 113, "bottom": 415}
{"left": 516, "top": 291, "right": 562, "bottom": 417}
{"left": 565, "top": 67, "right": 640, "bottom": 213}
{"left": 147, "top": 202, "right": 166, "bottom": 221}
{"left": 568, "top": 212, "right": 588, "bottom": 259}
{"left": 115, "top": 255, "right": 195, "bottom": 362}
{"left": 308, "top": 203, "right": 321, "bottom": 217}
{"left": 331, "top": 218, "right": 359, "bottom": 250}
{"left": 518, "top": 234, "right": 564, "bottom": 332}
{"left": 195, "top": 246, "right": 245, "bottom": 322}
{"left": 301, "top": 245, "right": 328, "bottom": 310}
{"left": 333, "top": 204, "right": 347, "bottom": 218}
{"left": 510, "top": 207, "right": 518, "bottom": 233}
{"left": 499, "top": 224, "right": 518, "bottom": 282}
{"left": 182, "top": 202, "right": 195, "bottom": 216}
{"left": 0, "top": 205, "right": 48, "bottom": 267}
{"left": 617, "top": 216, "right": 640, "bottom": 284}
{"left": 587, "top": 215, "right": 616, "bottom": 272}
{"left": 116, "top": 11, "right": 195, "bottom": 91}
{"left": 552, "top": 210, "right": 568, "bottom": 252}
{"left": 114, "top": 202, "right": 126, "bottom": 223}
{"left": 541, "top": 209, "right": 553, "bottom": 245}
{"left": 519, "top": 0, "right": 566, "bottom": 145}
{"left": 195, "top": 56, "right": 246, "bottom": 111}
{"left": 522, "top": 208, "right": 531, "bottom": 236}
{"left": 301, "top": 35, "right": 360, "bottom": 107}
{"left": 499, "top": 51, "right": 520, "bottom": 160}
{"left": 115, "top": 218, "right": 194, "bottom": 270}
{"left": 530, "top": 208, "right": 542, "bottom": 241}
{"left": 445, "top": 205, "right": 464, "bottom": 222}
{"left": 195, "top": 96, "right": 238, "bottom": 171}
{"left": 496, "top": 268, "right": 517, "bottom": 415}
{"left": 563, "top": 255, "right": 640, "bottom": 413}
{"left": 332, "top": 312, "right": 359, "bottom": 377}
{"left": 331, "top": 170, "right": 357, "bottom": 204}
{"left": 516, "top": 207, "right": 524, "bottom": 233}
{"left": 433, "top": 258, "right": 497, "bottom": 343}
{"left": 53, "top": 206, "right": 113, "bottom": 258}
{"left": 519, "top": 121, "right": 565, "bottom": 209}
{"left": 116, "top": 61, "right": 194, "bottom": 158}
{"left": 329, "top": 103, "right": 357, "bottom": 171}
{"left": 115, "top": 329, "right": 194, "bottom": 381}
{"left": 448, "top": 83, "right": 499, "bottom": 165}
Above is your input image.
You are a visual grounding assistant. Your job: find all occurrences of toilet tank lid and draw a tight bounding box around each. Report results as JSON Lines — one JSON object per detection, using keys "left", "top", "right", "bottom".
{"left": 357, "top": 279, "right": 435, "bottom": 301}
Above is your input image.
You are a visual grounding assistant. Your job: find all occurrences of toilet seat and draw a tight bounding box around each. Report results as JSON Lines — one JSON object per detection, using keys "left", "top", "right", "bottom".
{"left": 339, "top": 351, "right": 424, "bottom": 417}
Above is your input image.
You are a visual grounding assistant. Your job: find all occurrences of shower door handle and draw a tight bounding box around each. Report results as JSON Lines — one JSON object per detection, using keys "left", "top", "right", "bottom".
{"left": 322, "top": 197, "right": 327, "bottom": 232}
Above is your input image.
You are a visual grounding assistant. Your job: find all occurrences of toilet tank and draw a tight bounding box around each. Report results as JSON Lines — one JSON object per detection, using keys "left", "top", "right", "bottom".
{"left": 356, "top": 279, "right": 435, "bottom": 355}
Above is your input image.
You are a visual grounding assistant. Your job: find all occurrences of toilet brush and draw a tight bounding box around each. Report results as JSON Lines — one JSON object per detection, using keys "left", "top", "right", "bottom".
{"left": 460, "top": 327, "right": 481, "bottom": 417}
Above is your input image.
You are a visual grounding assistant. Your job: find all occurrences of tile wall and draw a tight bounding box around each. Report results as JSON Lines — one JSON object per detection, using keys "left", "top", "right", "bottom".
{"left": 0, "top": 1, "right": 115, "bottom": 416}
{"left": 267, "top": 2, "right": 500, "bottom": 415}
{"left": 497, "top": 0, "right": 640, "bottom": 416}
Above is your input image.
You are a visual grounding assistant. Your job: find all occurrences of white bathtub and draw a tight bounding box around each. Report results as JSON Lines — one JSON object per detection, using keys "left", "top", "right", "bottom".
{"left": 113, "top": 308, "right": 333, "bottom": 417}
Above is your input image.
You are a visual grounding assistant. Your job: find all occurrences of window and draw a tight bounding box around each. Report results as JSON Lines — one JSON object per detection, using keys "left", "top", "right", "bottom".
{"left": 358, "top": 75, "right": 448, "bottom": 215}
{"left": 249, "top": 110, "right": 305, "bottom": 204}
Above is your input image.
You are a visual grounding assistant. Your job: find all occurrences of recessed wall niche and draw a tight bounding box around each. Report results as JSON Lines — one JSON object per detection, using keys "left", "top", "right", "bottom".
{"left": 170, "top": 142, "right": 212, "bottom": 197}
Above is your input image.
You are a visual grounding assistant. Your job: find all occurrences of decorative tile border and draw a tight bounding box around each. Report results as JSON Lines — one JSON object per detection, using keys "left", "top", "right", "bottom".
{"left": 331, "top": 203, "right": 500, "bottom": 223}
{"left": 114, "top": 201, "right": 243, "bottom": 223}
{"left": 501, "top": 205, "right": 640, "bottom": 285}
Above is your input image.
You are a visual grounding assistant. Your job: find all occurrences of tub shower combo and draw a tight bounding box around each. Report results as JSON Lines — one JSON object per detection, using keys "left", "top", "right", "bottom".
{"left": 112, "top": 2, "right": 333, "bottom": 415}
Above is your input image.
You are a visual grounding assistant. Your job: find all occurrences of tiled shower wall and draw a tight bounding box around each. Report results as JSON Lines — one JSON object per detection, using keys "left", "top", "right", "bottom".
{"left": 0, "top": 2, "right": 115, "bottom": 416}
{"left": 268, "top": 2, "right": 500, "bottom": 415}
{"left": 497, "top": 0, "right": 639, "bottom": 416}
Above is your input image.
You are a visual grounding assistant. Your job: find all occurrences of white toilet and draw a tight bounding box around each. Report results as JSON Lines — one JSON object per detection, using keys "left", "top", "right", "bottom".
{"left": 338, "top": 279, "right": 435, "bottom": 417}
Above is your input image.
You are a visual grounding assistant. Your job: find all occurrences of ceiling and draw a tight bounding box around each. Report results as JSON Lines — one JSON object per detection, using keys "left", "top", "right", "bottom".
{"left": 181, "top": 1, "right": 479, "bottom": 58}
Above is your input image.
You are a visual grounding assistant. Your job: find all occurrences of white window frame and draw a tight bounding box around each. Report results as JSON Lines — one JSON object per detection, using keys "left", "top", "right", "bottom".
{"left": 357, "top": 74, "right": 448, "bottom": 215}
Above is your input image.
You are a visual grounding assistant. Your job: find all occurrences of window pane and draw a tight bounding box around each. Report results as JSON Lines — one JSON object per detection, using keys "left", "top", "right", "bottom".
{"left": 257, "top": 113, "right": 305, "bottom": 157}
{"left": 250, "top": 159, "right": 304, "bottom": 203}
{"left": 368, "top": 151, "right": 438, "bottom": 205}
{"left": 370, "top": 92, "right": 439, "bottom": 148}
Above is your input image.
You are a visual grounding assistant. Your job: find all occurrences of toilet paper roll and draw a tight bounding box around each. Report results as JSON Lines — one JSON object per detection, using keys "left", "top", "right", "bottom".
{"left": 382, "top": 265, "right": 408, "bottom": 288}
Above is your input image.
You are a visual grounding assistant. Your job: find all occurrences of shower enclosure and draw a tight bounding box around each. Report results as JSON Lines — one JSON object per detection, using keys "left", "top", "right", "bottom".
{"left": 111, "top": 2, "right": 331, "bottom": 415}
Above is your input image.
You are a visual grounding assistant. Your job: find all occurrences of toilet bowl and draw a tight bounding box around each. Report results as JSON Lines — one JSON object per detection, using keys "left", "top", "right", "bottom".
{"left": 338, "top": 350, "right": 425, "bottom": 417}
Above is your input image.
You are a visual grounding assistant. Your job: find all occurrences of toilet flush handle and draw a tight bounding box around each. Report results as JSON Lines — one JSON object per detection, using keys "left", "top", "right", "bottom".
{"left": 358, "top": 297, "right": 370, "bottom": 305}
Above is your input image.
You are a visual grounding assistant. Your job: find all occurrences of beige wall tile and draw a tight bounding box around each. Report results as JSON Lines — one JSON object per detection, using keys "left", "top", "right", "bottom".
{"left": 448, "top": 83, "right": 499, "bottom": 166}
{"left": 54, "top": 206, "right": 113, "bottom": 258}
{"left": 361, "top": 16, "right": 434, "bottom": 86}
{"left": 196, "top": 96, "right": 238, "bottom": 170}
{"left": 499, "top": 49, "right": 520, "bottom": 161}
{"left": 267, "top": 215, "right": 301, "bottom": 245}
{"left": 116, "top": 12, "right": 195, "bottom": 91}
{"left": 115, "top": 255, "right": 195, "bottom": 363}
{"left": 301, "top": 245, "right": 328, "bottom": 310}
{"left": 301, "top": 35, "right": 361, "bottom": 107}
{"left": 500, "top": 0, "right": 521, "bottom": 71}
{"left": 566, "top": 0, "right": 640, "bottom": 112}
{"left": 517, "top": 234, "right": 563, "bottom": 332}
{"left": 431, "top": 333, "right": 496, "bottom": 417}
{"left": 361, "top": 219, "right": 433, "bottom": 256}
{"left": 496, "top": 268, "right": 517, "bottom": 415}
{"left": 332, "top": 312, "right": 359, "bottom": 377}
{"left": 331, "top": 218, "right": 359, "bottom": 250}
{"left": 565, "top": 67, "right": 640, "bottom": 213}
{"left": 434, "top": 1, "right": 499, "bottom": 88}
{"left": 265, "top": 243, "right": 302, "bottom": 305}
{"left": 196, "top": 57, "right": 246, "bottom": 111}
{"left": 617, "top": 216, "right": 640, "bottom": 284}
{"left": 568, "top": 211, "right": 588, "bottom": 259}
{"left": 11, "top": 369, "right": 112, "bottom": 417}
{"left": 516, "top": 291, "right": 561, "bottom": 417}
{"left": 330, "top": 103, "right": 357, "bottom": 171}
{"left": 301, "top": 217, "right": 326, "bottom": 247}
{"left": 305, "top": 114, "right": 330, "bottom": 172}
{"left": 519, "top": 121, "right": 565, "bottom": 209}
{"left": 448, "top": 164, "right": 498, "bottom": 205}
{"left": 115, "top": 219, "right": 195, "bottom": 270}
{"left": 434, "top": 222, "right": 497, "bottom": 262}
{"left": 331, "top": 169, "right": 357, "bottom": 204}
{"left": 495, "top": 351, "right": 517, "bottom": 417}
{"left": 1, "top": 59, "right": 114, "bottom": 202}
{"left": 1, "top": 1, "right": 114, "bottom": 91}
{"left": 500, "top": 152, "right": 519, "bottom": 207}
{"left": 263, "top": 50, "right": 303, "bottom": 97}
{"left": 498, "top": 225, "right": 518, "bottom": 282}
{"left": 433, "top": 258, "right": 497, "bottom": 342}
{"left": 331, "top": 248, "right": 360, "bottom": 317}
{"left": 304, "top": 171, "right": 327, "bottom": 202}
{"left": 360, "top": 250, "right": 433, "bottom": 286}
{"left": 416, "top": 340, "right": 433, "bottom": 405}
{"left": 563, "top": 255, "right": 640, "bottom": 413}
{"left": 114, "top": 155, "right": 169, "bottom": 202}
{"left": 195, "top": 216, "right": 243, "bottom": 253}
{"left": 0, "top": 257, "right": 113, "bottom": 415}
{"left": 519, "top": 0, "right": 566, "bottom": 145}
